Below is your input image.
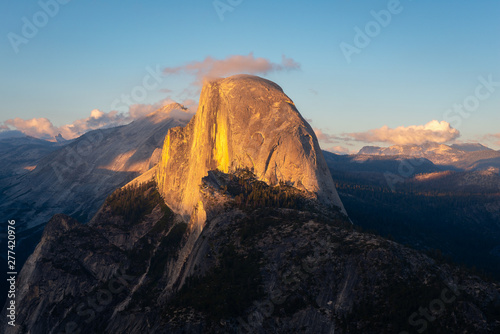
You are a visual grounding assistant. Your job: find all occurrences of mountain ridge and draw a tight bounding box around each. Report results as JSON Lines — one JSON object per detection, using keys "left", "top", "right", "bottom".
{"left": 358, "top": 142, "right": 500, "bottom": 171}
{"left": 0, "top": 103, "right": 191, "bottom": 233}
{"left": 0, "top": 104, "right": 192, "bottom": 307}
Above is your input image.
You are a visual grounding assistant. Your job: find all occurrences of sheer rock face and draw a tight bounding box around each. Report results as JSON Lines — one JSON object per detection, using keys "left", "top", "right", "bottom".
{"left": 156, "top": 75, "right": 346, "bottom": 223}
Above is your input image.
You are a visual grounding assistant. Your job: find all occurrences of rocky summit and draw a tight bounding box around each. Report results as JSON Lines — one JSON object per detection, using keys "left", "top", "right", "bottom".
{"left": 155, "top": 75, "right": 346, "bottom": 226}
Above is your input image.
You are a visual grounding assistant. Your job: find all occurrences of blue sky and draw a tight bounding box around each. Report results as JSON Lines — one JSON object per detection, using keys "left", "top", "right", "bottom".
{"left": 1, "top": 0, "right": 499, "bottom": 152}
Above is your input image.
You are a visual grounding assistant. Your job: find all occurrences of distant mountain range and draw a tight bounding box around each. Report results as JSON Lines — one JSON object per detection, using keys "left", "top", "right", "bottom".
{"left": 358, "top": 142, "right": 500, "bottom": 171}
{"left": 0, "top": 103, "right": 191, "bottom": 232}
{"left": 0, "top": 104, "right": 192, "bottom": 288}
{"left": 0, "top": 136, "right": 66, "bottom": 180}
{"left": 323, "top": 141, "right": 500, "bottom": 281}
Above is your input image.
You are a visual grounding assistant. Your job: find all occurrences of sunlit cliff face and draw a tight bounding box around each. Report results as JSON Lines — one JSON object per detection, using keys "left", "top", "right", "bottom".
{"left": 155, "top": 75, "right": 346, "bottom": 228}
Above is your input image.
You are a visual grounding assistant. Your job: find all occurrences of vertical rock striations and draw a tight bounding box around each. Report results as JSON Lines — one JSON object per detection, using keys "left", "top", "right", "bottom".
{"left": 156, "top": 75, "right": 346, "bottom": 225}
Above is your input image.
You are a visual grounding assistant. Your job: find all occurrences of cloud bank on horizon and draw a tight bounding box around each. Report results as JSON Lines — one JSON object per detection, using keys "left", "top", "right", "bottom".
{"left": 345, "top": 120, "right": 461, "bottom": 146}
{"left": 0, "top": 98, "right": 195, "bottom": 141}
{"left": 0, "top": 54, "right": 300, "bottom": 141}
{"left": 315, "top": 120, "right": 476, "bottom": 154}
{"left": 484, "top": 133, "right": 500, "bottom": 147}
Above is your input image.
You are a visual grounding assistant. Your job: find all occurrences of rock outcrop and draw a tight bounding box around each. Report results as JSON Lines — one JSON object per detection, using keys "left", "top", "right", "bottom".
{"left": 2, "top": 178, "right": 499, "bottom": 334}
{"left": 155, "top": 75, "right": 346, "bottom": 225}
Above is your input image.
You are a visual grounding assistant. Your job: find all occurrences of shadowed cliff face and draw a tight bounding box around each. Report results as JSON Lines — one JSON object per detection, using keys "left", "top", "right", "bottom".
{"left": 156, "top": 75, "right": 346, "bottom": 225}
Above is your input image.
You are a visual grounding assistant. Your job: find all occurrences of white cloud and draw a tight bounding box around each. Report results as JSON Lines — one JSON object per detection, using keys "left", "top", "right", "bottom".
{"left": 58, "top": 110, "right": 130, "bottom": 139}
{"left": 344, "top": 120, "right": 460, "bottom": 145}
{"left": 2, "top": 111, "right": 130, "bottom": 141}
{"left": 4, "top": 118, "right": 59, "bottom": 140}
{"left": 1, "top": 99, "right": 197, "bottom": 141}
{"left": 90, "top": 109, "right": 105, "bottom": 119}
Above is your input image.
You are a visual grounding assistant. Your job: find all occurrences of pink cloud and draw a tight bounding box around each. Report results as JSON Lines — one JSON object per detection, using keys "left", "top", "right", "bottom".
{"left": 483, "top": 133, "right": 500, "bottom": 147}
{"left": 163, "top": 53, "right": 300, "bottom": 86}
{"left": 1, "top": 99, "right": 196, "bottom": 141}
{"left": 324, "top": 145, "right": 352, "bottom": 155}
{"left": 314, "top": 128, "right": 342, "bottom": 144}
{"left": 2, "top": 111, "right": 130, "bottom": 141}
{"left": 4, "top": 118, "right": 58, "bottom": 140}
{"left": 344, "top": 120, "right": 460, "bottom": 145}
